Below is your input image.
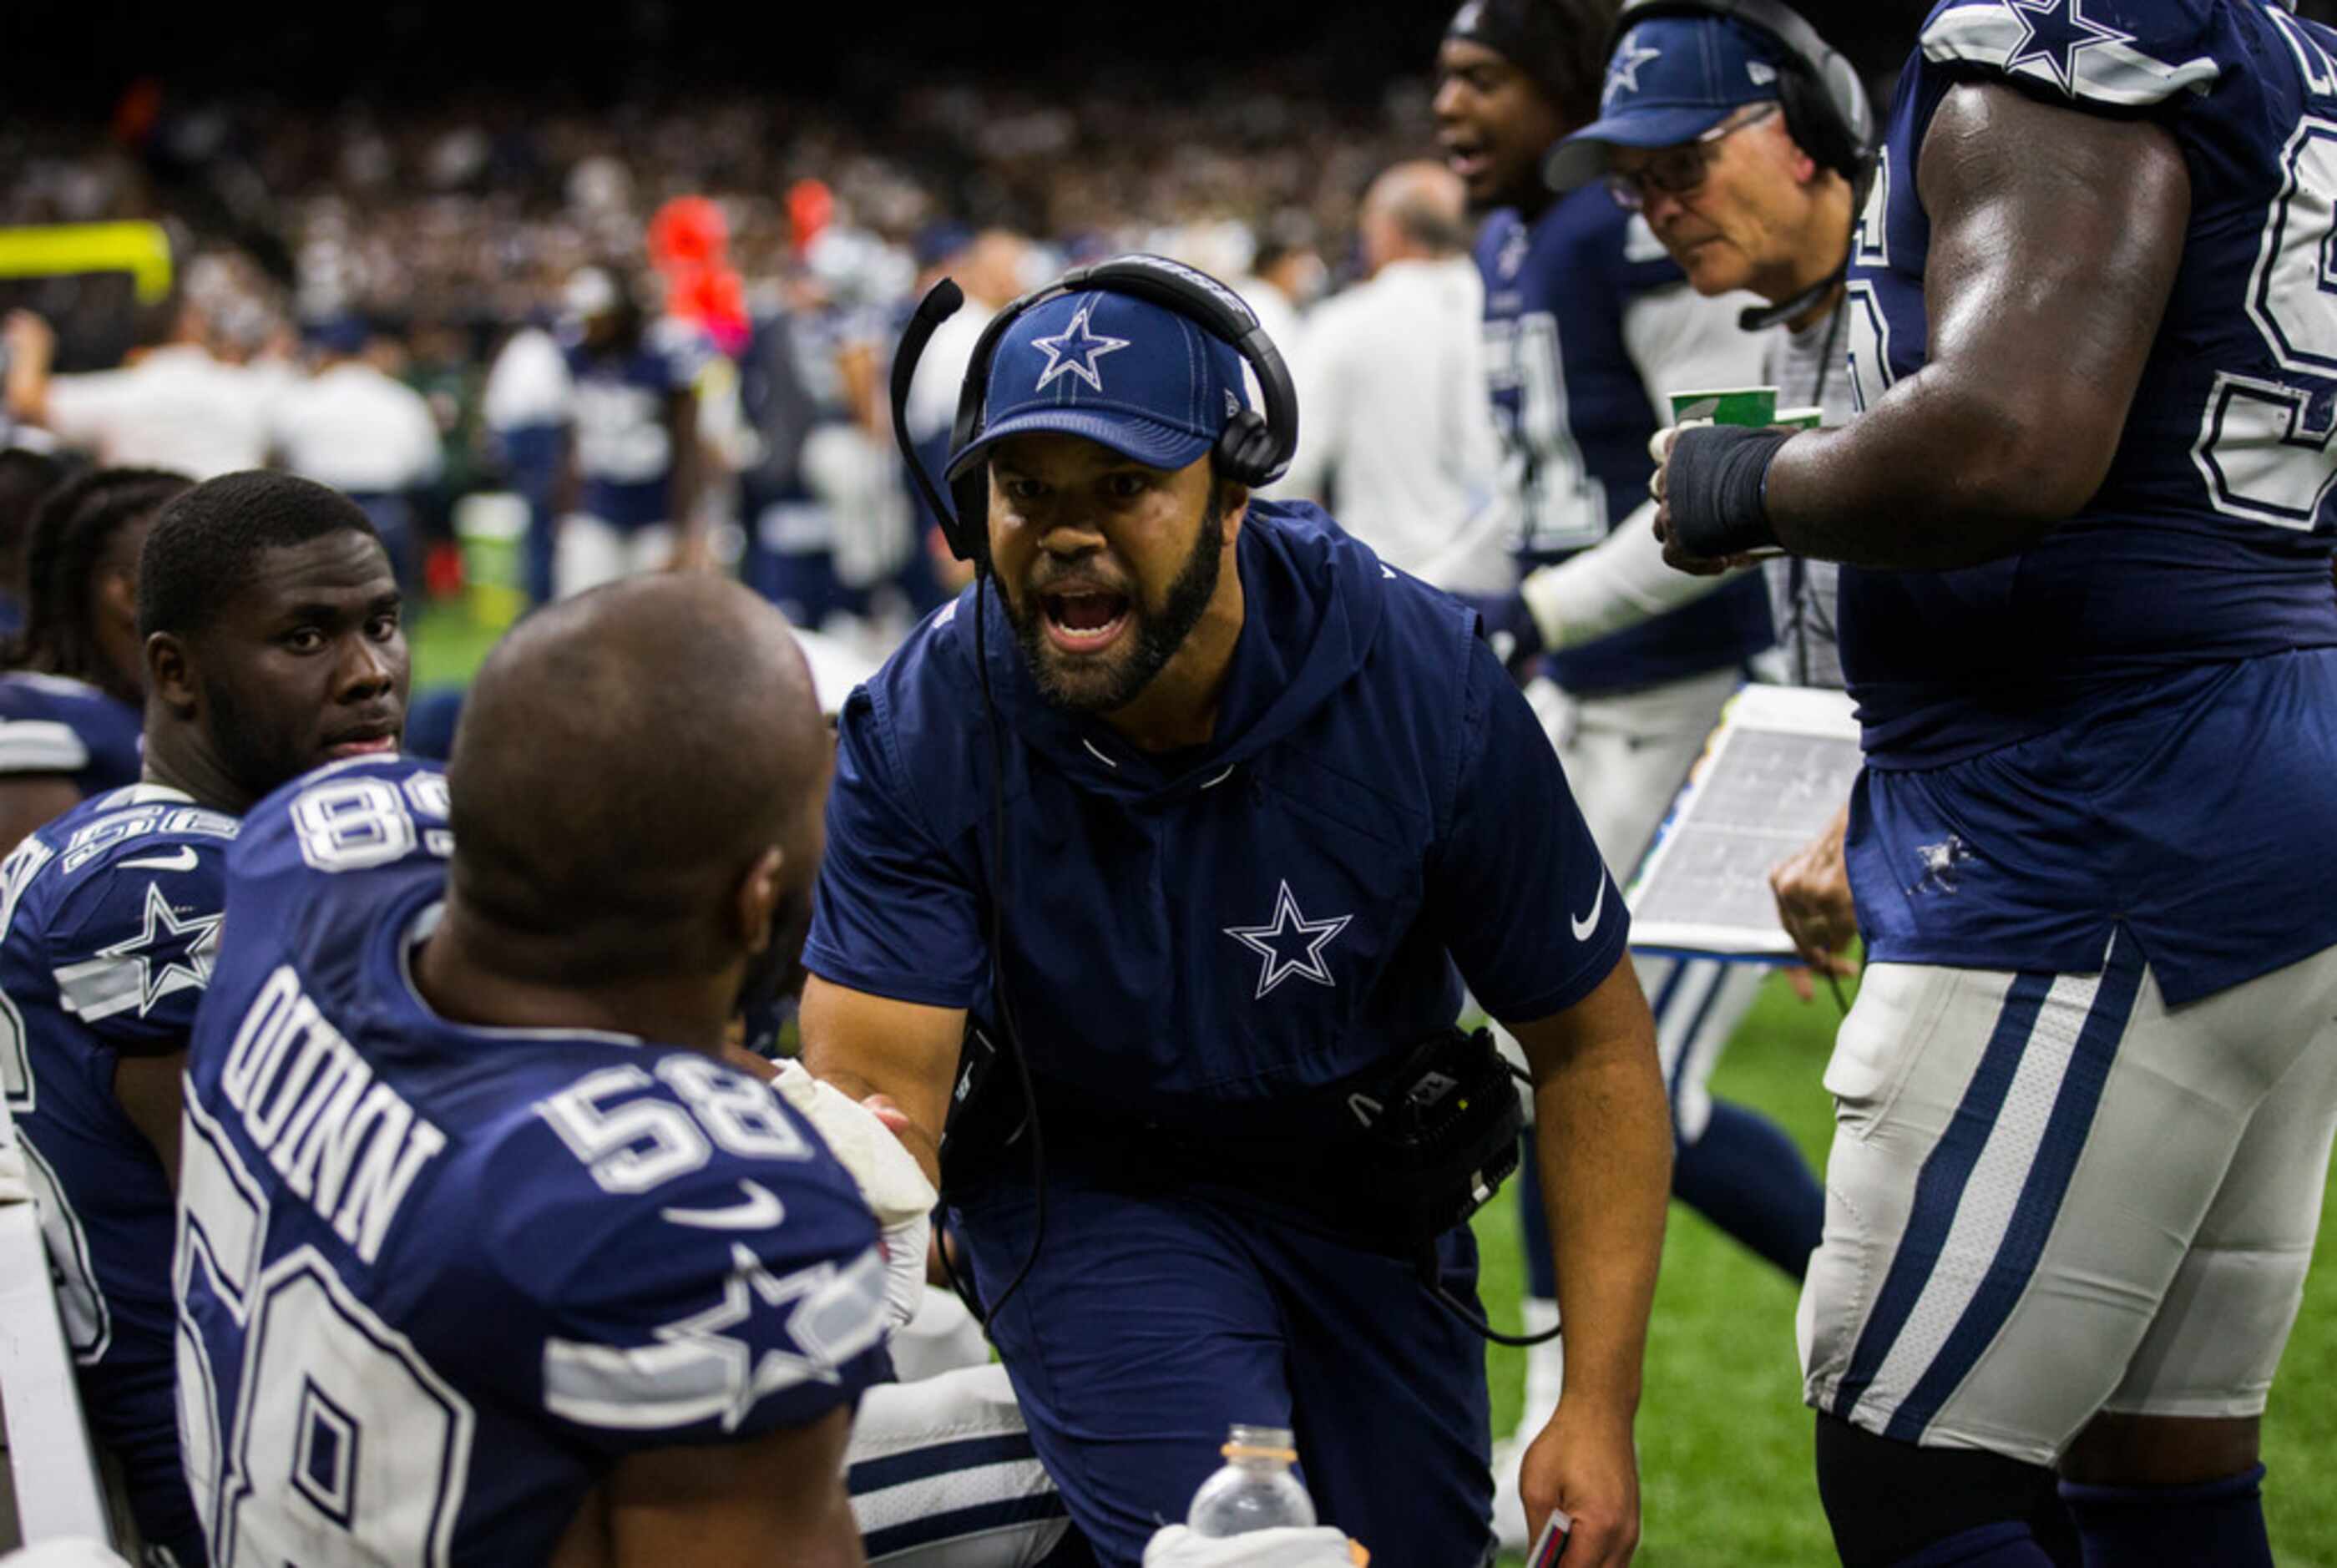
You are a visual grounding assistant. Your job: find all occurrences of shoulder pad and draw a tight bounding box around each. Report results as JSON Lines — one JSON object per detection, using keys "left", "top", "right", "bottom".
{"left": 1920, "top": 0, "right": 2221, "bottom": 109}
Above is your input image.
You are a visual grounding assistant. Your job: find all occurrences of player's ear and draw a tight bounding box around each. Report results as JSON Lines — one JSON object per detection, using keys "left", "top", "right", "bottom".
{"left": 1217, "top": 481, "right": 1249, "bottom": 543}
{"left": 733, "top": 845, "right": 785, "bottom": 956}
{"left": 144, "top": 631, "right": 199, "bottom": 720}
{"left": 99, "top": 565, "right": 137, "bottom": 633}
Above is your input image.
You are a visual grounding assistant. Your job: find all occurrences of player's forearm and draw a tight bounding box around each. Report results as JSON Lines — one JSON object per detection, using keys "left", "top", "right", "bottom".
{"left": 1531, "top": 1026, "right": 1669, "bottom": 1419}
{"left": 1758, "top": 87, "right": 2189, "bottom": 574}
{"left": 1758, "top": 375, "right": 2082, "bottom": 570}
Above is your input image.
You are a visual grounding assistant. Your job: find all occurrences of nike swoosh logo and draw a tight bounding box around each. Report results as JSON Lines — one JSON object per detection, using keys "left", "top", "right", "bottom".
{"left": 120, "top": 846, "right": 200, "bottom": 873}
{"left": 660, "top": 1180, "right": 786, "bottom": 1232}
{"left": 1571, "top": 878, "right": 1607, "bottom": 942}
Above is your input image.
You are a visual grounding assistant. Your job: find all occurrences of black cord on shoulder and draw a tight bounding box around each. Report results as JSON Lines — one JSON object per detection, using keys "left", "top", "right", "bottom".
{"left": 959, "top": 563, "right": 1048, "bottom": 1328}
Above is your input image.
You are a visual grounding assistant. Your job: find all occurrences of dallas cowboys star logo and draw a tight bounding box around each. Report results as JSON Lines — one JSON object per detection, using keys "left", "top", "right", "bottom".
{"left": 1907, "top": 835, "right": 1977, "bottom": 897}
{"left": 96, "top": 882, "right": 222, "bottom": 1016}
{"left": 653, "top": 1243, "right": 884, "bottom": 1431}
{"left": 1030, "top": 303, "right": 1131, "bottom": 394}
{"left": 1604, "top": 37, "right": 1663, "bottom": 108}
{"left": 1224, "top": 881, "right": 1352, "bottom": 1000}
{"left": 2001, "top": 0, "right": 2132, "bottom": 94}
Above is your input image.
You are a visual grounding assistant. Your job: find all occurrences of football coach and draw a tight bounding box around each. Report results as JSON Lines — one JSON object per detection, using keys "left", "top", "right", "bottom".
{"left": 799, "top": 260, "right": 1671, "bottom": 1565}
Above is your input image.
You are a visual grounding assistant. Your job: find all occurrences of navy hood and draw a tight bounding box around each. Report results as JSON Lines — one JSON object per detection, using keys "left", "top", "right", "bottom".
{"left": 957, "top": 498, "right": 1390, "bottom": 806}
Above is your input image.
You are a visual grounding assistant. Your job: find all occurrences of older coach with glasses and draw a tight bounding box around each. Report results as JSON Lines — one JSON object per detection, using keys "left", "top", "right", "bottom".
{"left": 1539, "top": 1, "right": 1875, "bottom": 989}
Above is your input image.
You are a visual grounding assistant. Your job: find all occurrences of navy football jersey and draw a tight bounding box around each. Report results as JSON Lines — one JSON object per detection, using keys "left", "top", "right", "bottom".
{"left": 174, "top": 756, "right": 888, "bottom": 1565}
{"left": 563, "top": 318, "right": 711, "bottom": 529}
{"left": 0, "top": 783, "right": 239, "bottom": 1566}
{"left": 1841, "top": 0, "right": 2337, "bottom": 765}
{"left": 1838, "top": 0, "right": 2337, "bottom": 1001}
{"left": 0, "top": 672, "right": 144, "bottom": 798}
{"left": 805, "top": 502, "right": 1630, "bottom": 1141}
{"left": 1476, "top": 187, "right": 1773, "bottom": 693}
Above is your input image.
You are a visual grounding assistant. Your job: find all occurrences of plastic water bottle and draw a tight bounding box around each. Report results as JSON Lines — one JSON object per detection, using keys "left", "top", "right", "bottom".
{"left": 1186, "top": 1424, "right": 1318, "bottom": 1535}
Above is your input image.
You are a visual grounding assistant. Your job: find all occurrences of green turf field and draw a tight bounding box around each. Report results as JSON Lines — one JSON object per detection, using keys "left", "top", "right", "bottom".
{"left": 412, "top": 601, "right": 2337, "bottom": 1566}
{"left": 1476, "top": 974, "right": 2337, "bottom": 1566}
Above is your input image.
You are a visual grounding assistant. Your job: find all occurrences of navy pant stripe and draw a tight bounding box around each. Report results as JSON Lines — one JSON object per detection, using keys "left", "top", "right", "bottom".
{"left": 1884, "top": 939, "right": 2147, "bottom": 1442}
{"left": 1648, "top": 959, "right": 1692, "bottom": 1034}
{"left": 1829, "top": 969, "right": 2056, "bottom": 1422}
{"left": 849, "top": 1431, "right": 1040, "bottom": 1496}
{"left": 1669, "top": 964, "right": 1728, "bottom": 1107}
{"left": 862, "top": 1492, "right": 1069, "bottom": 1560}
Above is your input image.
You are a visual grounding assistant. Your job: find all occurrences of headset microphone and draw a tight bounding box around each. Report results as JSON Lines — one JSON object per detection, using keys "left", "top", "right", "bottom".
{"left": 1738, "top": 256, "right": 1848, "bottom": 335}
{"left": 879, "top": 260, "right": 1530, "bottom": 1351}
{"left": 884, "top": 272, "right": 1048, "bottom": 1332}
{"left": 889, "top": 279, "right": 973, "bottom": 554}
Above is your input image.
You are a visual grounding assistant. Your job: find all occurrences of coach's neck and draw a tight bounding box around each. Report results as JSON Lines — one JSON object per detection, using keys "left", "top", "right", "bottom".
{"left": 1099, "top": 514, "right": 1249, "bottom": 756}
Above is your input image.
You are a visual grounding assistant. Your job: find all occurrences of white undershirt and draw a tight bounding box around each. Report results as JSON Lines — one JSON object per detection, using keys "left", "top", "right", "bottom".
{"left": 1280, "top": 256, "right": 1513, "bottom": 595}
{"left": 1520, "top": 286, "right": 1778, "bottom": 649}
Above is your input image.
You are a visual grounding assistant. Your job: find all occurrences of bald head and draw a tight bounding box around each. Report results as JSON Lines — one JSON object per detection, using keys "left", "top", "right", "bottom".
{"left": 964, "top": 230, "right": 1030, "bottom": 309}
{"left": 1360, "top": 161, "right": 1473, "bottom": 275}
{"left": 446, "top": 574, "right": 830, "bottom": 983}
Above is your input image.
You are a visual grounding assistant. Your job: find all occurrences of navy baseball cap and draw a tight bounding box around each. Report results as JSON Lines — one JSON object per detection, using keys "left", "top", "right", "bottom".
{"left": 946, "top": 289, "right": 1249, "bottom": 481}
{"left": 1545, "top": 17, "right": 1788, "bottom": 191}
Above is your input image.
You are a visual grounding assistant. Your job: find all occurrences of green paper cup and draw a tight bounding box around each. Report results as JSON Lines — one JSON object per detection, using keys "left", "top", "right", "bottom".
{"left": 1669, "top": 387, "right": 1778, "bottom": 427}
{"left": 1776, "top": 405, "right": 1824, "bottom": 431}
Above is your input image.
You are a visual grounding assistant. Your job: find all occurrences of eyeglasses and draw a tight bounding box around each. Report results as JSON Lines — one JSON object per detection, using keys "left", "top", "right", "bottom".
{"left": 1604, "top": 102, "right": 1782, "bottom": 211}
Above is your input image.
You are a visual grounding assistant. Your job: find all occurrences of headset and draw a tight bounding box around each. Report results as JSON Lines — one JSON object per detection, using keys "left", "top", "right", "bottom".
{"left": 1601, "top": 0, "right": 1874, "bottom": 182}
{"left": 1576, "top": 0, "right": 1877, "bottom": 331}
{"left": 886, "top": 263, "right": 1554, "bottom": 1348}
{"left": 884, "top": 255, "right": 1297, "bottom": 1327}
{"left": 896, "top": 253, "right": 1302, "bottom": 568}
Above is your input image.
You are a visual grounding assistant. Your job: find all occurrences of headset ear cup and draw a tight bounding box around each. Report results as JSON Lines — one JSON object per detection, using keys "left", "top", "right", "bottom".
{"left": 1776, "top": 70, "right": 1829, "bottom": 179}
{"left": 1826, "top": 54, "right": 1875, "bottom": 169}
{"left": 1214, "top": 412, "right": 1275, "bottom": 488}
{"left": 1778, "top": 62, "right": 1857, "bottom": 181}
{"left": 948, "top": 472, "right": 988, "bottom": 564}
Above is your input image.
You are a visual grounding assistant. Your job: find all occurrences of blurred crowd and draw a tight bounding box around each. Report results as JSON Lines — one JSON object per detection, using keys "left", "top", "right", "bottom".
{"left": 0, "top": 76, "right": 1432, "bottom": 352}
{"left": 0, "top": 75, "right": 1448, "bottom": 658}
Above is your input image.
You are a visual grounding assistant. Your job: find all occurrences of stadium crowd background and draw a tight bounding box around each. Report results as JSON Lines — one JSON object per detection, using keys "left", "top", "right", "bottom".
{"left": 3, "top": 1, "right": 2337, "bottom": 1562}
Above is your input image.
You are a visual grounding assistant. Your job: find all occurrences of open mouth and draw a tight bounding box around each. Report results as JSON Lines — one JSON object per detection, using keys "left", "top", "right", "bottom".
{"left": 323, "top": 726, "right": 400, "bottom": 760}
{"left": 1040, "top": 587, "right": 1131, "bottom": 655}
{"left": 1442, "top": 135, "right": 1490, "bottom": 183}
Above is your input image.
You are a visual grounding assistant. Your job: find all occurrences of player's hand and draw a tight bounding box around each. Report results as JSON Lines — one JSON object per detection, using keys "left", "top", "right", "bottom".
{"left": 1649, "top": 422, "right": 1769, "bottom": 577}
{"left": 1519, "top": 1399, "right": 1640, "bottom": 1565}
{"left": 862, "top": 1090, "right": 943, "bottom": 1191}
{"left": 1770, "top": 805, "right": 1858, "bottom": 979}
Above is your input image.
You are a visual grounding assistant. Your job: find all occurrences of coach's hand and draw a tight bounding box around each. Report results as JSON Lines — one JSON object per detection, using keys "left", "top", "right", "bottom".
{"left": 1520, "top": 1399, "right": 1640, "bottom": 1565}
{"left": 1771, "top": 803, "right": 1858, "bottom": 979}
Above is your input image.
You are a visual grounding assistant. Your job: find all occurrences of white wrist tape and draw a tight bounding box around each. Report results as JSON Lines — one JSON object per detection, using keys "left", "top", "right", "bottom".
{"left": 769, "top": 1060, "right": 938, "bottom": 1227}
{"left": 771, "top": 1061, "right": 938, "bottom": 1333}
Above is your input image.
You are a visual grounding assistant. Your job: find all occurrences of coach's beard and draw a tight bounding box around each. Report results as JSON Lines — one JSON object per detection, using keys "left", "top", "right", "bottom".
{"left": 1007, "top": 490, "right": 1225, "bottom": 715}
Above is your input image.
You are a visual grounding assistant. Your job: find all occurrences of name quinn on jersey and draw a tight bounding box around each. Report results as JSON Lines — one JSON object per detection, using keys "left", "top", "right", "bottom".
{"left": 216, "top": 964, "right": 446, "bottom": 1266}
